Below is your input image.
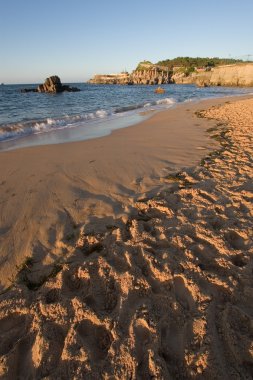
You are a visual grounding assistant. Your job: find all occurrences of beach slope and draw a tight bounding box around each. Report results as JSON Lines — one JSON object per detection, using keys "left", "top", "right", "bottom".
{"left": 0, "top": 97, "right": 253, "bottom": 379}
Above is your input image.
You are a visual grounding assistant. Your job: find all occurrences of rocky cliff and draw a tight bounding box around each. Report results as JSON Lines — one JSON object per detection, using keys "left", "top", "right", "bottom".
{"left": 207, "top": 63, "right": 253, "bottom": 86}
{"left": 88, "top": 73, "right": 130, "bottom": 85}
{"left": 88, "top": 63, "right": 171, "bottom": 85}
{"left": 88, "top": 62, "right": 253, "bottom": 87}
{"left": 131, "top": 66, "right": 170, "bottom": 85}
{"left": 173, "top": 63, "right": 253, "bottom": 87}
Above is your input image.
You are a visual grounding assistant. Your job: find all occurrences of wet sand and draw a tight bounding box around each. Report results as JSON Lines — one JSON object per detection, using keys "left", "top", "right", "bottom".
{"left": 0, "top": 95, "right": 253, "bottom": 379}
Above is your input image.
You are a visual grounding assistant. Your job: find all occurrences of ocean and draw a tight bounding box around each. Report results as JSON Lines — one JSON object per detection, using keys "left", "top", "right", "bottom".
{"left": 0, "top": 83, "right": 252, "bottom": 150}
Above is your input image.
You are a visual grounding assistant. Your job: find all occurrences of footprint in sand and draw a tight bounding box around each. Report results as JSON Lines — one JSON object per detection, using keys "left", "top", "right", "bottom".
{"left": 76, "top": 320, "right": 112, "bottom": 362}
{"left": 221, "top": 305, "right": 253, "bottom": 376}
{"left": 84, "top": 266, "right": 118, "bottom": 314}
{"left": 159, "top": 313, "right": 195, "bottom": 380}
{"left": 160, "top": 319, "right": 185, "bottom": 364}
{"left": 174, "top": 275, "right": 195, "bottom": 311}
{"left": 134, "top": 318, "right": 151, "bottom": 361}
{"left": 63, "top": 269, "right": 83, "bottom": 293}
{"left": 35, "top": 322, "right": 66, "bottom": 378}
{"left": 0, "top": 314, "right": 34, "bottom": 379}
{"left": 44, "top": 288, "right": 60, "bottom": 304}
{"left": 0, "top": 314, "right": 31, "bottom": 356}
{"left": 225, "top": 230, "right": 248, "bottom": 250}
{"left": 231, "top": 253, "right": 247, "bottom": 268}
{"left": 133, "top": 318, "right": 157, "bottom": 379}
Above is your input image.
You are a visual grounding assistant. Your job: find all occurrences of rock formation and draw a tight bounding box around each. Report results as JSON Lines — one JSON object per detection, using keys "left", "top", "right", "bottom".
{"left": 21, "top": 76, "right": 80, "bottom": 93}
{"left": 172, "top": 63, "right": 253, "bottom": 87}
{"left": 131, "top": 67, "right": 170, "bottom": 85}
{"left": 88, "top": 62, "right": 253, "bottom": 87}
{"left": 20, "top": 88, "right": 38, "bottom": 93}
{"left": 208, "top": 63, "right": 253, "bottom": 86}
{"left": 37, "top": 75, "right": 80, "bottom": 93}
{"left": 88, "top": 73, "right": 131, "bottom": 85}
{"left": 88, "top": 63, "right": 171, "bottom": 85}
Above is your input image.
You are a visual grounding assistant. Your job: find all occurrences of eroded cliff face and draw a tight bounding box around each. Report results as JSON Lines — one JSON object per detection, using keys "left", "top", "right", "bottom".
{"left": 173, "top": 64, "right": 253, "bottom": 87}
{"left": 88, "top": 64, "right": 171, "bottom": 85}
{"left": 88, "top": 73, "right": 130, "bottom": 85}
{"left": 209, "top": 64, "right": 253, "bottom": 86}
{"left": 88, "top": 63, "right": 253, "bottom": 87}
{"left": 131, "top": 67, "right": 170, "bottom": 85}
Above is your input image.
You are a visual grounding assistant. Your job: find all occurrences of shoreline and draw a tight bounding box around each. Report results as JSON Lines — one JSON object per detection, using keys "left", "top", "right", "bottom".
{"left": 0, "top": 95, "right": 253, "bottom": 378}
{"left": 0, "top": 95, "right": 224, "bottom": 289}
{"left": 0, "top": 95, "right": 252, "bottom": 289}
{"left": 1, "top": 91, "right": 252, "bottom": 152}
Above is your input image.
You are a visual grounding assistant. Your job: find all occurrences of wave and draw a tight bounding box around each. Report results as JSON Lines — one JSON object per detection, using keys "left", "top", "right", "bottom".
{"left": 115, "top": 97, "right": 176, "bottom": 113}
{"left": 0, "top": 110, "right": 111, "bottom": 142}
{"left": 0, "top": 98, "right": 176, "bottom": 142}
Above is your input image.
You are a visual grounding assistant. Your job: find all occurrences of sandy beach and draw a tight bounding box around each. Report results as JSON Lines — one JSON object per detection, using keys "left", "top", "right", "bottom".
{"left": 0, "top": 96, "right": 253, "bottom": 379}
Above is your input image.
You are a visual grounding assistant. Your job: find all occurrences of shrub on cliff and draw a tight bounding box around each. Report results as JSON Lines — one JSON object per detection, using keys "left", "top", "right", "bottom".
{"left": 156, "top": 57, "right": 246, "bottom": 70}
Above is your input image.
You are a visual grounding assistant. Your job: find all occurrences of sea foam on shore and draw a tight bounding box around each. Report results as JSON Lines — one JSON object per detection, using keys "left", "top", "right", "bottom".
{"left": 1, "top": 83, "right": 252, "bottom": 146}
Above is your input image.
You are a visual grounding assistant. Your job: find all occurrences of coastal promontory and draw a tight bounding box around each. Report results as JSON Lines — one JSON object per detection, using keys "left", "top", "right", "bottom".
{"left": 88, "top": 61, "right": 171, "bottom": 85}
{"left": 88, "top": 58, "right": 253, "bottom": 87}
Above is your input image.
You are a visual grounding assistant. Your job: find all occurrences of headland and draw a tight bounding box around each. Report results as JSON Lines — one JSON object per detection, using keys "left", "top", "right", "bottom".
{"left": 88, "top": 58, "right": 253, "bottom": 87}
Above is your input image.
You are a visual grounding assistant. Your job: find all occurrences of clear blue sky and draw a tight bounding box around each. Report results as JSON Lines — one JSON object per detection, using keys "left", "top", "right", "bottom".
{"left": 1, "top": 0, "right": 253, "bottom": 83}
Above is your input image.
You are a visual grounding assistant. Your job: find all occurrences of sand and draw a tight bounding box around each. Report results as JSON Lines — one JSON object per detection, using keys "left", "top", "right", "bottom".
{"left": 0, "top": 96, "right": 253, "bottom": 379}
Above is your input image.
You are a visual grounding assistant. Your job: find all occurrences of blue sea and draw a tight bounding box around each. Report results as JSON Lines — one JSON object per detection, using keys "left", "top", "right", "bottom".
{"left": 0, "top": 83, "right": 252, "bottom": 149}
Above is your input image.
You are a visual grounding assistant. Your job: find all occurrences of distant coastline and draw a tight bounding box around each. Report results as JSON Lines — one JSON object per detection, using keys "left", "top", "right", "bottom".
{"left": 88, "top": 57, "right": 253, "bottom": 87}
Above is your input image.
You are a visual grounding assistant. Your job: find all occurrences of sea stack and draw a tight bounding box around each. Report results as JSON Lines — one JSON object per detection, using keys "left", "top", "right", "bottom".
{"left": 21, "top": 76, "right": 80, "bottom": 93}
{"left": 37, "top": 75, "right": 80, "bottom": 93}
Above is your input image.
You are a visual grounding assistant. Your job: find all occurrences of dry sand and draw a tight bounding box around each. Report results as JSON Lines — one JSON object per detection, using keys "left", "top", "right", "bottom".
{"left": 0, "top": 96, "right": 253, "bottom": 379}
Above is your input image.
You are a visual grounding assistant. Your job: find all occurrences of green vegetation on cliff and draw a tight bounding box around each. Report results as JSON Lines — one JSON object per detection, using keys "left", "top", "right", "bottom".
{"left": 135, "top": 60, "right": 154, "bottom": 71}
{"left": 156, "top": 56, "right": 246, "bottom": 70}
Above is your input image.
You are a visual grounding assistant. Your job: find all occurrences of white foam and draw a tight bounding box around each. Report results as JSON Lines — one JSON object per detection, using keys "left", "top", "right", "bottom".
{"left": 156, "top": 97, "right": 176, "bottom": 105}
{"left": 95, "top": 109, "right": 108, "bottom": 118}
{"left": 0, "top": 98, "right": 177, "bottom": 142}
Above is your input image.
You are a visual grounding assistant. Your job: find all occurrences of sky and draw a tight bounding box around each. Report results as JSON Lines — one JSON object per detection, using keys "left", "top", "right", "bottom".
{"left": 0, "top": 0, "right": 253, "bottom": 84}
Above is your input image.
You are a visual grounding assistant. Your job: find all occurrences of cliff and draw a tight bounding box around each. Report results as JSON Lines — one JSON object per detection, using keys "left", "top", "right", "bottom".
{"left": 88, "top": 61, "right": 253, "bottom": 87}
{"left": 88, "top": 72, "right": 130, "bottom": 85}
{"left": 131, "top": 65, "right": 170, "bottom": 85}
{"left": 207, "top": 63, "right": 253, "bottom": 86}
{"left": 88, "top": 62, "right": 171, "bottom": 85}
{"left": 173, "top": 63, "right": 253, "bottom": 87}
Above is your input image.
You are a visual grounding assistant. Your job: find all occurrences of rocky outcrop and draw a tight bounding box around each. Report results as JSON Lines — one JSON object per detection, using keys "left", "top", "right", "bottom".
{"left": 171, "top": 71, "right": 193, "bottom": 84}
{"left": 21, "top": 76, "right": 80, "bottom": 93}
{"left": 88, "top": 66, "right": 170, "bottom": 85}
{"left": 131, "top": 67, "right": 170, "bottom": 85}
{"left": 21, "top": 88, "right": 38, "bottom": 93}
{"left": 172, "top": 63, "right": 253, "bottom": 87}
{"left": 38, "top": 76, "right": 80, "bottom": 92}
{"left": 89, "top": 61, "right": 253, "bottom": 87}
{"left": 209, "top": 63, "right": 253, "bottom": 86}
{"left": 89, "top": 73, "right": 131, "bottom": 85}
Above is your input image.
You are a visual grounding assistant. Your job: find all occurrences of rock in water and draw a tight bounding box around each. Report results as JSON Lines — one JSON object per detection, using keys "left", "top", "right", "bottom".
{"left": 155, "top": 87, "right": 165, "bottom": 94}
{"left": 37, "top": 76, "right": 80, "bottom": 93}
{"left": 21, "top": 76, "right": 80, "bottom": 93}
{"left": 37, "top": 75, "right": 62, "bottom": 93}
{"left": 20, "top": 88, "right": 37, "bottom": 93}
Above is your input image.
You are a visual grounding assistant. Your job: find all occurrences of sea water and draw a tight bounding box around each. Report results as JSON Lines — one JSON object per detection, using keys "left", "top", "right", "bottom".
{"left": 0, "top": 83, "right": 252, "bottom": 150}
